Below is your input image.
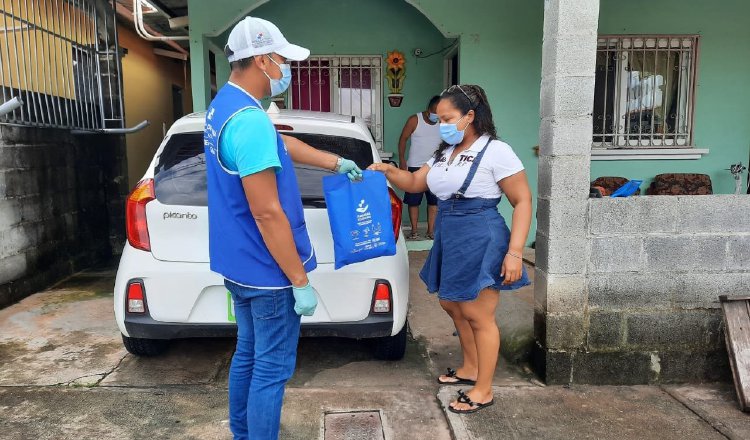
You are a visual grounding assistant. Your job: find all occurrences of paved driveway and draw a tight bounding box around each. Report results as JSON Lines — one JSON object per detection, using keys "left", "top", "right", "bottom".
{"left": 3, "top": 253, "right": 744, "bottom": 440}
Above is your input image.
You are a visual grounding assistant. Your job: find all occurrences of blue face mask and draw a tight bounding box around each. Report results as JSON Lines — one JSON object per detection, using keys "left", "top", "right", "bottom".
{"left": 440, "top": 114, "right": 467, "bottom": 145}
{"left": 428, "top": 112, "right": 439, "bottom": 123}
{"left": 264, "top": 55, "right": 292, "bottom": 97}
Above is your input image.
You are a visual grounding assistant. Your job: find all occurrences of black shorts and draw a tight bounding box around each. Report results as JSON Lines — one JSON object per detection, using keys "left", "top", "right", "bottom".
{"left": 403, "top": 167, "right": 438, "bottom": 206}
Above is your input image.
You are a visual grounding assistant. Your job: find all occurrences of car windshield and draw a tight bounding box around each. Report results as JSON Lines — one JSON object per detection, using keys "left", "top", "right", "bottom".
{"left": 153, "top": 131, "right": 374, "bottom": 207}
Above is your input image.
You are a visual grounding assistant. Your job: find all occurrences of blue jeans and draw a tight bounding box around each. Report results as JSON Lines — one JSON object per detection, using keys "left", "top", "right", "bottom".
{"left": 225, "top": 280, "right": 301, "bottom": 440}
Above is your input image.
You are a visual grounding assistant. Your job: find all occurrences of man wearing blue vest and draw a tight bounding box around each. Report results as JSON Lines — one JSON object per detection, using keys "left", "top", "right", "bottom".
{"left": 204, "top": 16, "right": 362, "bottom": 440}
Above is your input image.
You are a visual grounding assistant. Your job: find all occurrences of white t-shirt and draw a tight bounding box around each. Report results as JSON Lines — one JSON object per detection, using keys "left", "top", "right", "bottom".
{"left": 425, "top": 135, "right": 525, "bottom": 200}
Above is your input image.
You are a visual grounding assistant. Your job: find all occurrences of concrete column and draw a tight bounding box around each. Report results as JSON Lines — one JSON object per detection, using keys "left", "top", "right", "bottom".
{"left": 534, "top": 0, "right": 599, "bottom": 383}
{"left": 189, "top": 33, "right": 212, "bottom": 112}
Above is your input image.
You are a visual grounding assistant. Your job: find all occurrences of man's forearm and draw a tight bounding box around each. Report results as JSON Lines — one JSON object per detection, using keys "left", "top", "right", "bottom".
{"left": 254, "top": 209, "right": 308, "bottom": 287}
{"left": 283, "top": 135, "right": 337, "bottom": 170}
{"left": 398, "top": 142, "right": 407, "bottom": 165}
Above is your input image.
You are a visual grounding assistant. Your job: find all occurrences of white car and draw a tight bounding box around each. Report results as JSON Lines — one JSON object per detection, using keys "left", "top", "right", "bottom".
{"left": 114, "top": 107, "right": 410, "bottom": 360}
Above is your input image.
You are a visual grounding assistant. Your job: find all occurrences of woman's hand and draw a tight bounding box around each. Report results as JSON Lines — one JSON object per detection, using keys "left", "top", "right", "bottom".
{"left": 368, "top": 162, "right": 427, "bottom": 194}
{"left": 501, "top": 252, "right": 523, "bottom": 285}
{"left": 368, "top": 162, "right": 396, "bottom": 175}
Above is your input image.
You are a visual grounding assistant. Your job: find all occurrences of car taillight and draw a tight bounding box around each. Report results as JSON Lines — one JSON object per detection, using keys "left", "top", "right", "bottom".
{"left": 126, "top": 179, "right": 155, "bottom": 252}
{"left": 388, "top": 188, "right": 402, "bottom": 241}
{"left": 127, "top": 280, "right": 146, "bottom": 314}
{"left": 372, "top": 281, "right": 392, "bottom": 314}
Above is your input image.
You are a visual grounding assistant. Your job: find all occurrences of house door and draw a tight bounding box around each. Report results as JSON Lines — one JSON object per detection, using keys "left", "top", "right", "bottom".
{"left": 290, "top": 56, "right": 383, "bottom": 149}
{"left": 444, "top": 45, "right": 459, "bottom": 88}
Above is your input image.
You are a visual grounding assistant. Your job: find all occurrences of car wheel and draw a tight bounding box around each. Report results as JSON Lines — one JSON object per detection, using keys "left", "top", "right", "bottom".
{"left": 373, "top": 320, "right": 408, "bottom": 361}
{"left": 121, "top": 334, "right": 169, "bottom": 357}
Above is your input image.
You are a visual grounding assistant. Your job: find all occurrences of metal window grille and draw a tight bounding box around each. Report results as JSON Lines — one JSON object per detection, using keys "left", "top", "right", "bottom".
{"left": 0, "top": 0, "right": 124, "bottom": 130}
{"left": 288, "top": 56, "right": 383, "bottom": 149}
{"left": 594, "top": 35, "right": 699, "bottom": 149}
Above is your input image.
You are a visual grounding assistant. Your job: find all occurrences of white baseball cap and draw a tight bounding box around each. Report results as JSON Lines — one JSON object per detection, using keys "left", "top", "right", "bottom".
{"left": 225, "top": 16, "right": 310, "bottom": 62}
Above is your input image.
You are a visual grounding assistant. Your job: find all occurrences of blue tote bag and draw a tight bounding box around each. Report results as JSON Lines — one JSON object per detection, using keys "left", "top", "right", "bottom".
{"left": 322, "top": 170, "right": 397, "bottom": 269}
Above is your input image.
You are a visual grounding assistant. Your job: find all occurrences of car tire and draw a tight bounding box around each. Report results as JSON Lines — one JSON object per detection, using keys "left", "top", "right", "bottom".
{"left": 121, "top": 334, "right": 169, "bottom": 357}
{"left": 373, "top": 320, "right": 408, "bottom": 361}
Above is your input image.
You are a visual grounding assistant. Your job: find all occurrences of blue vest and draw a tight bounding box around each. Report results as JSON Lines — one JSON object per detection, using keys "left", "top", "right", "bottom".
{"left": 204, "top": 83, "right": 316, "bottom": 288}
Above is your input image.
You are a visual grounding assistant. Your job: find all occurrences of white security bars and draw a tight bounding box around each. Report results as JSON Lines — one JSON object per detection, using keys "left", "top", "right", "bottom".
{"left": 593, "top": 35, "right": 699, "bottom": 149}
{"left": 289, "top": 56, "right": 383, "bottom": 149}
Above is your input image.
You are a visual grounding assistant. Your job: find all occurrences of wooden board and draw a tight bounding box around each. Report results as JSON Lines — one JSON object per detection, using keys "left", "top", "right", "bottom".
{"left": 720, "top": 295, "right": 750, "bottom": 412}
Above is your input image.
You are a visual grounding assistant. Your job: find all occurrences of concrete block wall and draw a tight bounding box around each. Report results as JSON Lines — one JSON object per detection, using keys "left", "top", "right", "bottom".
{"left": 537, "top": 195, "right": 748, "bottom": 384}
{"left": 580, "top": 195, "right": 747, "bottom": 383}
{"left": 534, "top": 0, "right": 742, "bottom": 385}
{"left": 0, "top": 126, "right": 128, "bottom": 308}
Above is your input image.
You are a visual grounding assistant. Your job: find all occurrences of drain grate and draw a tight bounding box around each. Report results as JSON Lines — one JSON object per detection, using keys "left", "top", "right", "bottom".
{"left": 324, "top": 411, "right": 385, "bottom": 440}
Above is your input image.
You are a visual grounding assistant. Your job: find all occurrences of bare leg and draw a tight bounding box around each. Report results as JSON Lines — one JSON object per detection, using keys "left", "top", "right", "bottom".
{"left": 438, "top": 300, "right": 478, "bottom": 382}
{"left": 426, "top": 205, "right": 438, "bottom": 237}
{"left": 450, "top": 289, "right": 500, "bottom": 410}
{"left": 408, "top": 205, "right": 420, "bottom": 236}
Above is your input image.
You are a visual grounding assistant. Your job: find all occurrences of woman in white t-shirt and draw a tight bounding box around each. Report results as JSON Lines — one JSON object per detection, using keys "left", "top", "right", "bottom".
{"left": 369, "top": 85, "right": 532, "bottom": 414}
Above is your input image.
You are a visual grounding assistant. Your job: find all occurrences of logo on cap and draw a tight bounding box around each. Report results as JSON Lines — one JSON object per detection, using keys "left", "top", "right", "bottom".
{"left": 252, "top": 32, "right": 272, "bottom": 48}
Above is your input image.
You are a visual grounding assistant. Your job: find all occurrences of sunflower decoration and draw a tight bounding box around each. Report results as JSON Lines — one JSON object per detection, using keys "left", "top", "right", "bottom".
{"left": 385, "top": 50, "right": 406, "bottom": 94}
{"left": 386, "top": 51, "right": 405, "bottom": 70}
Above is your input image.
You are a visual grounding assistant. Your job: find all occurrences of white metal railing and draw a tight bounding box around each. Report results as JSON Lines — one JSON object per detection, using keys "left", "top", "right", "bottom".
{"left": 288, "top": 56, "right": 383, "bottom": 149}
{"left": 593, "top": 35, "right": 699, "bottom": 149}
{"left": 0, "top": 0, "right": 125, "bottom": 131}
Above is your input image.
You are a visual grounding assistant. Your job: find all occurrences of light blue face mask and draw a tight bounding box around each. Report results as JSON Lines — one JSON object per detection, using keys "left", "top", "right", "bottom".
{"left": 440, "top": 114, "right": 467, "bottom": 145}
{"left": 428, "top": 112, "right": 439, "bottom": 123}
{"left": 264, "top": 55, "right": 292, "bottom": 97}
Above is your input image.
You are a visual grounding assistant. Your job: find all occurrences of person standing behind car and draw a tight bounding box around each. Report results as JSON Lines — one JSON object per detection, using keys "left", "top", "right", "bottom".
{"left": 204, "top": 16, "right": 362, "bottom": 440}
{"left": 397, "top": 95, "right": 442, "bottom": 239}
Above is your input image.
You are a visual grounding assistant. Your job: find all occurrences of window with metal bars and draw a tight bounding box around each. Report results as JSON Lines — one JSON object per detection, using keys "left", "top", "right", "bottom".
{"left": 0, "top": 0, "right": 124, "bottom": 131}
{"left": 288, "top": 56, "right": 383, "bottom": 149}
{"left": 594, "top": 35, "right": 699, "bottom": 149}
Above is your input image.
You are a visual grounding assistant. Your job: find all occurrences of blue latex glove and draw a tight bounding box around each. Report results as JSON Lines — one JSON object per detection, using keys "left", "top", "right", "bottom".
{"left": 292, "top": 283, "right": 319, "bottom": 316}
{"left": 338, "top": 158, "right": 363, "bottom": 181}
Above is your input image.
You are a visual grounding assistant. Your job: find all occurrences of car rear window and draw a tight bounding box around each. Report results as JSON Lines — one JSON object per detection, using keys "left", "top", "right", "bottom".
{"left": 282, "top": 132, "right": 374, "bottom": 170}
{"left": 153, "top": 131, "right": 375, "bottom": 207}
{"left": 154, "top": 133, "right": 207, "bottom": 206}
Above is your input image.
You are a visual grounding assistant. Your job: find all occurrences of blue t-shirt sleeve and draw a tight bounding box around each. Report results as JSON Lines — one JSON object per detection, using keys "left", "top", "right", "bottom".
{"left": 219, "top": 108, "right": 281, "bottom": 178}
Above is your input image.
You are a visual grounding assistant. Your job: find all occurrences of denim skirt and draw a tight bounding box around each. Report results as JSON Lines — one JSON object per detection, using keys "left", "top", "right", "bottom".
{"left": 419, "top": 197, "right": 530, "bottom": 302}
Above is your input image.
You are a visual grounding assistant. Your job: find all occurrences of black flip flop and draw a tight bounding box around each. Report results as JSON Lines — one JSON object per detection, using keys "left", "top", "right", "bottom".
{"left": 437, "top": 368, "right": 477, "bottom": 386}
{"left": 448, "top": 390, "right": 495, "bottom": 414}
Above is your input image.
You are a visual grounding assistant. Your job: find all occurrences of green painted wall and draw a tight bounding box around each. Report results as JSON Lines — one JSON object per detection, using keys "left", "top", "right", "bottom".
{"left": 188, "top": 0, "right": 544, "bottom": 242}
{"left": 413, "top": 0, "right": 750, "bottom": 226}
{"left": 410, "top": 0, "right": 544, "bottom": 239}
{"left": 186, "top": 0, "right": 750, "bottom": 244}
{"left": 199, "top": 0, "right": 450, "bottom": 228}
{"left": 212, "top": 0, "right": 447, "bottom": 161}
{"left": 594, "top": 0, "right": 750, "bottom": 194}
